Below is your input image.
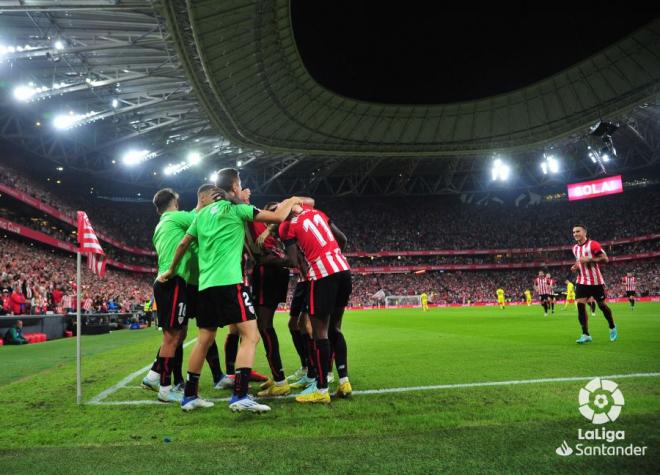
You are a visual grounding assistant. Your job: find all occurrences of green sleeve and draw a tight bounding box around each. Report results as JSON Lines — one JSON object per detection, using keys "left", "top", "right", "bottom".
{"left": 175, "top": 210, "right": 194, "bottom": 228}
{"left": 186, "top": 215, "right": 198, "bottom": 238}
{"left": 234, "top": 204, "right": 256, "bottom": 222}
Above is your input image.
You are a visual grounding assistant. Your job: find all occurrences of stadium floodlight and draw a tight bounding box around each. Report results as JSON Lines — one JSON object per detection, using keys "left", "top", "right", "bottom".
{"left": 163, "top": 164, "right": 177, "bottom": 176}
{"left": 602, "top": 153, "right": 610, "bottom": 162}
{"left": 54, "top": 40, "right": 65, "bottom": 50}
{"left": 541, "top": 154, "right": 560, "bottom": 175}
{"left": 236, "top": 160, "right": 243, "bottom": 168}
{"left": 491, "top": 158, "right": 511, "bottom": 181}
{"left": 186, "top": 151, "right": 202, "bottom": 166}
{"left": 111, "top": 98, "right": 119, "bottom": 108}
{"left": 13, "top": 85, "right": 38, "bottom": 101}
{"left": 53, "top": 110, "right": 98, "bottom": 130}
{"left": 209, "top": 172, "right": 218, "bottom": 183}
{"left": 122, "top": 149, "right": 153, "bottom": 166}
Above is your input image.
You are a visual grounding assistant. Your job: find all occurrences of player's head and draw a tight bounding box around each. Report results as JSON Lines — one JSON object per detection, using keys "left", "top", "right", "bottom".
{"left": 545, "top": 273, "right": 551, "bottom": 278}
{"left": 215, "top": 168, "right": 242, "bottom": 196}
{"left": 538, "top": 270, "right": 544, "bottom": 276}
{"left": 572, "top": 224, "right": 587, "bottom": 242}
{"left": 197, "top": 183, "right": 224, "bottom": 207}
{"left": 263, "top": 201, "right": 279, "bottom": 212}
{"left": 626, "top": 272, "right": 632, "bottom": 277}
{"left": 152, "top": 188, "right": 179, "bottom": 215}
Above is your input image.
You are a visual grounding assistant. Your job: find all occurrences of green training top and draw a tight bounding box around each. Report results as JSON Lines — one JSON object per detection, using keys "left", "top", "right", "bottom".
{"left": 186, "top": 201, "right": 256, "bottom": 290}
{"left": 152, "top": 210, "right": 194, "bottom": 279}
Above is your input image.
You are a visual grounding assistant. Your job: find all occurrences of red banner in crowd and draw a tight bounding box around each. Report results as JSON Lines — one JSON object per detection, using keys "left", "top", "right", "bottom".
{"left": 0, "top": 217, "right": 156, "bottom": 273}
{"left": 0, "top": 182, "right": 156, "bottom": 257}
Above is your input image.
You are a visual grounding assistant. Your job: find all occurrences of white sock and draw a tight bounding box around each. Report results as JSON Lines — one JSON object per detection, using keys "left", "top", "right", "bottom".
{"left": 147, "top": 370, "right": 160, "bottom": 381}
{"left": 339, "top": 377, "right": 349, "bottom": 385}
{"left": 318, "top": 388, "right": 329, "bottom": 394}
{"left": 159, "top": 384, "right": 171, "bottom": 394}
{"left": 275, "top": 379, "right": 287, "bottom": 386}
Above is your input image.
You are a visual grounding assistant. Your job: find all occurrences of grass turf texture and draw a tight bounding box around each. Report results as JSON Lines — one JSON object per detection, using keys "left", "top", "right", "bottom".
{"left": 0, "top": 303, "right": 658, "bottom": 474}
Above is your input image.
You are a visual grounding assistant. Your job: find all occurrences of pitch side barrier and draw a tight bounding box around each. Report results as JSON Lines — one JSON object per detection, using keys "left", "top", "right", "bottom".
{"left": 0, "top": 312, "right": 137, "bottom": 342}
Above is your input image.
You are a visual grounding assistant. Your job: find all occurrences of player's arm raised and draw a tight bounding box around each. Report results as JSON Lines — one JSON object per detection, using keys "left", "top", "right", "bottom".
{"left": 253, "top": 196, "right": 305, "bottom": 224}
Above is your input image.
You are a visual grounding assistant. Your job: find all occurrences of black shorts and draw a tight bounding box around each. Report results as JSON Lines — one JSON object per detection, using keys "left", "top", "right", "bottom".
{"left": 197, "top": 283, "right": 256, "bottom": 328}
{"left": 290, "top": 281, "right": 309, "bottom": 318}
{"left": 626, "top": 290, "right": 636, "bottom": 297}
{"left": 539, "top": 294, "right": 550, "bottom": 302}
{"left": 308, "top": 271, "right": 352, "bottom": 318}
{"left": 251, "top": 264, "right": 290, "bottom": 310}
{"left": 154, "top": 276, "right": 188, "bottom": 330}
{"left": 575, "top": 284, "right": 607, "bottom": 302}
{"left": 186, "top": 284, "right": 199, "bottom": 319}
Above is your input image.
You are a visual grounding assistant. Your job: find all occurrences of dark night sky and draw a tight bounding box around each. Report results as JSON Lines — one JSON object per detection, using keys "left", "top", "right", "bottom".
{"left": 291, "top": 4, "right": 658, "bottom": 104}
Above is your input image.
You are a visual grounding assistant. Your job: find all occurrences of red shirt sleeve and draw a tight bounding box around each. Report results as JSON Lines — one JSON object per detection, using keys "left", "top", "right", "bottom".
{"left": 591, "top": 240, "right": 603, "bottom": 255}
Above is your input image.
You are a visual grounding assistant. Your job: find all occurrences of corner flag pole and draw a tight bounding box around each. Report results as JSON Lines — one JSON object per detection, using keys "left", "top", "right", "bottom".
{"left": 76, "top": 251, "right": 82, "bottom": 405}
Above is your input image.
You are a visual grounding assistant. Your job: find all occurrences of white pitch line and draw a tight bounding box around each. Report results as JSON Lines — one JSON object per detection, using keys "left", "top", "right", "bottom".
{"left": 89, "top": 371, "right": 660, "bottom": 406}
{"left": 88, "top": 338, "right": 197, "bottom": 404}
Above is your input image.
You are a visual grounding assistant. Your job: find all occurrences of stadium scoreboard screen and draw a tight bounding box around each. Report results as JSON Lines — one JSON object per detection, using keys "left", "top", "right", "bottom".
{"left": 567, "top": 175, "right": 623, "bottom": 201}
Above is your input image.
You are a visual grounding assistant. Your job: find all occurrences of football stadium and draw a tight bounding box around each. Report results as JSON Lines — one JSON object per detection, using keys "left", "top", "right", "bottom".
{"left": 0, "top": 3, "right": 659, "bottom": 474}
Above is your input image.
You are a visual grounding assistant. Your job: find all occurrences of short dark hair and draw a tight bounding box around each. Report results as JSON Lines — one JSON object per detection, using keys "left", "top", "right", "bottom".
{"left": 153, "top": 188, "right": 178, "bottom": 215}
{"left": 216, "top": 168, "right": 239, "bottom": 193}
{"left": 264, "top": 201, "right": 278, "bottom": 212}
{"left": 197, "top": 183, "right": 217, "bottom": 195}
{"left": 573, "top": 224, "right": 587, "bottom": 233}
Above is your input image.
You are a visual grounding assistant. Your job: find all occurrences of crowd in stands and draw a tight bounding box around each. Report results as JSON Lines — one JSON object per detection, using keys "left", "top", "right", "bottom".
{"left": 0, "top": 166, "right": 157, "bottom": 249}
{"left": 323, "top": 186, "right": 660, "bottom": 252}
{"left": 0, "top": 237, "right": 151, "bottom": 316}
{"left": 1, "top": 163, "right": 658, "bottom": 313}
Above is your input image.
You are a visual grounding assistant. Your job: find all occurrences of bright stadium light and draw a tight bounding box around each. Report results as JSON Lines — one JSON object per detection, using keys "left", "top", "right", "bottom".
{"left": 111, "top": 98, "right": 119, "bottom": 108}
{"left": 122, "top": 149, "right": 153, "bottom": 166}
{"left": 209, "top": 171, "right": 218, "bottom": 183}
{"left": 53, "top": 110, "right": 98, "bottom": 130}
{"left": 236, "top": 160, "right": 243, "bottom": 168}
{"left": 541, "top": 154, "right": 560, "bottom": 175}
{"left": 54, "top": 40, "right": 65, "bottom": 50}
{"left": 186, "top": 151, "right": 202, "bottom": 166}
{"left": 13, "top": 85, "right": 38, "bottom": 101}
{"left": 491, "top": 158, "right": 511, "bottom": 181}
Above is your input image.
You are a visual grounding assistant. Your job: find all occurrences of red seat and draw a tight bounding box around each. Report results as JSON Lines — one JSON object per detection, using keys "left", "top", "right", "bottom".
{"left": 0, "top": 338, "right": 4, "bottom": 346}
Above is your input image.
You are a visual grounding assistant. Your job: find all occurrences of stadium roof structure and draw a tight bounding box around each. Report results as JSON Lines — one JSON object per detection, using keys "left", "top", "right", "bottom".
{"left": 0, "top": 1, "right": 659, "bottom": 196}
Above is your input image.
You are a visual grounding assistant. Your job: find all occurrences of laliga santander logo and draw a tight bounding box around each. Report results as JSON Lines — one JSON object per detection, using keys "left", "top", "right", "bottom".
{"left": 578, "top": 378, "right": 625, "bottom": 424}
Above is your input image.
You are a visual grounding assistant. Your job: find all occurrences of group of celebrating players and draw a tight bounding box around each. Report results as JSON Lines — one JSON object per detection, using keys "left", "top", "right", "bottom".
{"left": 140, "top": 170, "right": 640, "bottom": 413}
{"left": 141, "top": 168, "right": 353, "bottom": 412}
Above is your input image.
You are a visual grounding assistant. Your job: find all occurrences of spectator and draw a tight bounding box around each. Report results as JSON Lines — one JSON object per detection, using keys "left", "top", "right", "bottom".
{"left": 3, "top": 320, "right": 29, "bottom": 345}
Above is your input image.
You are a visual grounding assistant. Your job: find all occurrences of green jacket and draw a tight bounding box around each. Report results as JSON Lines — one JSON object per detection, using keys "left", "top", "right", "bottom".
{"left": 4, "top": 326, "right": 27, "bottom": 344}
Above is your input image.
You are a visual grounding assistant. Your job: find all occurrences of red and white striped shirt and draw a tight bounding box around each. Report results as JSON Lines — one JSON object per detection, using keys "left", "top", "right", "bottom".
{"left": 546, "top": 278, "right": 556, "bottom": 293}
{"left": 535, "top": 276, "right": 551, "bottom": 295}
{"left": 281, "top": 208, "right": 350, "bottom": 281}
{"left": 622, "top": 276, "right": 636, "bottom": 291}
{"left": 572, "top": 239, "right": 605, "bottom": 286}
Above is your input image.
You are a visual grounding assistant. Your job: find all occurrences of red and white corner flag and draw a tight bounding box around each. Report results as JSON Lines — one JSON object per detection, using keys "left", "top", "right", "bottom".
{"left": 77, "top": 211, "right": 106, "bottom": 278}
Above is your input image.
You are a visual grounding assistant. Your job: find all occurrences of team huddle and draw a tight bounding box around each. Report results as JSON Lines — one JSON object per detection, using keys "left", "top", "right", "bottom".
{"left": 141, "top": 168, "right": 353, "bottom": 412}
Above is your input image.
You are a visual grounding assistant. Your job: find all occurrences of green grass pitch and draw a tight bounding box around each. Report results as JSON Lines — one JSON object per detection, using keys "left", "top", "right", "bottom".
{"left": 1, "top": 303, "right": 658, "bottom": 474}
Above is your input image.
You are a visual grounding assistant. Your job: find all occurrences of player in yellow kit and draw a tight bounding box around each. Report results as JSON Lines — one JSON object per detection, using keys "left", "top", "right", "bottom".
{"left": 420, "top": 292, "right": 429, "bottom": 311}
{"left": 524, "top": 289, "right": 532, "bottom": 306}
{"left": 564, "top": 280, "right": 576, "bottom": 310}
{"left": 496, "top": 288, "right": 505, "bottom": 309}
